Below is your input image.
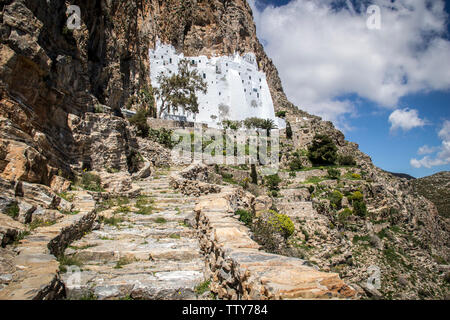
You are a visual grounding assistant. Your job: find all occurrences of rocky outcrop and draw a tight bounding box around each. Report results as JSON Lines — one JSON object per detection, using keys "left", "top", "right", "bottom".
{"left": 170, "top": 163, "right": 221, "bottom": 196}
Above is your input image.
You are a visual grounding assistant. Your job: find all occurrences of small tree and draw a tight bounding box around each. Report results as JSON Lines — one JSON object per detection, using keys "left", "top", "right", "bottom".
{"left": 286, "top": 121, "right": 293, "bottom": 139}
{"left": 261, "top": 119, "right": 277, "bottom": 137}
{"left": 155, "top": 59, "right": 207, "bottom": 118}
{"left": 327, "top": 168, "right": 340, "bottom": 180}
{"left": 250, "top": 164, "right": 258, "bottom": 184}
{"left": 129, "top": 107, "right": 150, "bottom": 137}
{"left": 264, "top": 174, "right": 281, "bottom": 191}
{"left": 308, "top": 134, "right": 338, "bottom": 166}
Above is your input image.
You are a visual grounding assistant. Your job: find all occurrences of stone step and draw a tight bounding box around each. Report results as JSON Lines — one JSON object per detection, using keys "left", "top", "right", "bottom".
{"left": 63, "top": 269, "right": 205, "bottom": 300}
{"left": 59, "top": 169, "right": 208, "bottom": 301}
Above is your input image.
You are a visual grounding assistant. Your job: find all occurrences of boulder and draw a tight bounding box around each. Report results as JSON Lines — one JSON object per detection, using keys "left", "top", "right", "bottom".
{"left": 50, "top": 175, "right": 71, "bottom": 194}
{"left": 0, "top": 213, "right": 25, "bottom": 247}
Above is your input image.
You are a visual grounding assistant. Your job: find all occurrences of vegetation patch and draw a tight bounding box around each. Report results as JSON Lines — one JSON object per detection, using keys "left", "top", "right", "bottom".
{"left": 236, "top": 209, "right": 253, "bottom": 226}
{"left": 77, "top": 172, "right": 104, "bottom": 192}
{"left": 102, "top": 215, "right": 124, "bottom": 227}
{"left": 268, "top": 211, "right": 295, "bottom": 239}
{"left": 154, "top": 217, "right": 167, "bottom": 224}
{"left": 3, "top": 202, "right": 19, "bottom": 219}
{"left": 114, "top": 257, "right": 134, "bottom": 269}
{"left": 58, "top": 254, "right": 83, "bottom": 273}
{"left": 195, "top": 280, "right": 211, "bottom": 295}
{"left": 30, "top": 219, "right": 56, "bottom": 230}
{"left": 58, "top": 192, "right": 75, "bottom": 202}
{"left": 264, "top": 174, "right": 281, "bottom": 191}
{"left": 308, "top": 134, "right": 338, "bottom": 166}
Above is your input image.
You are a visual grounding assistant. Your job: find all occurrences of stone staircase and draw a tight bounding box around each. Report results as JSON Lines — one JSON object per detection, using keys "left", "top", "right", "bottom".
{"left": 0, "top": 191, "right": 96, "bottom": 300}
{"left": 61, "top": 169, "right": 207, "bottom": 300}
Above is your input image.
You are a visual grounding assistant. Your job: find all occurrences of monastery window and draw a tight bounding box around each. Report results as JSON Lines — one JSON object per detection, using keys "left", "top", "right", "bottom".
{"left": 203, "top": 73, "right": 206, "bottom": 79}
{"left": 257, "top": 93, "right": 260, "bottom": 98}
{"left": 170, "top": 58, "right": 172, "bottom": 63}
{"left": 249, "top": 76, "right": 251, "bottom": 80}
{"left": 219, "top": 92, "right": 221, "bottom": 96}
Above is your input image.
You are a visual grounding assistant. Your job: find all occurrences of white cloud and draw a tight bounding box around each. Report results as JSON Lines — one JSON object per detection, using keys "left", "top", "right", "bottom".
{"left": 410, "top": 120, "right": 450, "bottom": 168}
{"left": 248, "top": 0, "right": 450, "bottom": 127}
{"left": 417, "top": 145, "right": 439, "bottom": 155}
{"left": 388, "top": 108, "right": 427, "bottom": 132}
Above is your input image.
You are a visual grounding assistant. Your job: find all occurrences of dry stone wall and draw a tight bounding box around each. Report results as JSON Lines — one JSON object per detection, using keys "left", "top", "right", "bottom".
{"left": 171, "top": 164, "right": 357, "bottom": 299}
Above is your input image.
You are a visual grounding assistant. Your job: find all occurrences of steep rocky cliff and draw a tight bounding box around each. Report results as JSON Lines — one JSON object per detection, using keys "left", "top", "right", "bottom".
{"left": 0, "top": 0, "right": 448, "bottom": 300}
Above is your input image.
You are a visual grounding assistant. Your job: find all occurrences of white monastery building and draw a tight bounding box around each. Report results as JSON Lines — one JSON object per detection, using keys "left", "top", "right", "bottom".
{"left": 149, "top": 40, "right": 285, "bottom": 129}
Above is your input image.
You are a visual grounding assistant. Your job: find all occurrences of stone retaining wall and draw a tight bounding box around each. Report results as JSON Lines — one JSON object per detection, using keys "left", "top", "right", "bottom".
{"left": 171, "top": 164, "right": 357, "bottom": 300}
{"left": 0, "top": 192, "right": 97, "bottom": 300}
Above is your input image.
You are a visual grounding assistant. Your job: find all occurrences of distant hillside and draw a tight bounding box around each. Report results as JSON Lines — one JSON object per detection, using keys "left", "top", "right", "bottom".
{"left": 387, "top": 171, "right": 416, "bottom": 180}
{"left": 412, "top": 171, "right": 450, "bottom": 218}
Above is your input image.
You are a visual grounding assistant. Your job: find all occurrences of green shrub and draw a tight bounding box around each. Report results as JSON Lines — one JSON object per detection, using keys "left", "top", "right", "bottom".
{"left": 289, "top": 171, "right": 296, "bottom": 177}
{"left": 351, "top": 173, "right": 361, "bottom": 179}
{"left": 288, "top": 152, "right": 303, "bottom": 172}
{"left": 195, "top": 280, "right": 211, "bottom": 295}
{"left": 268, "top": 211, "right": 295, "bottom": 239}
{"left": 155, "top": 217, "right": 167, "bottom": 224}
{"left": 308, "top": 134, "right": 338, "bottom": 166}
{"left": 353, "top": 200, "right": 368, "bottom": 217}
{"left": 148, "top": 128, "right": 175, "bottom": 149}
{"left": 338, "top": 208, "right": 353, "bottom": 223}
{"left": 129, "top": 107, "right": 150, "bottom": 137}
{"left": 327, "top": 168, "right": 340, "bottom": 180}
{"left": 3, "top": 202, "right": 19, "bottom": 219}
{"left": 329, "top": 191, "right": 343, "bottom": 210}
{"left": 79, "top": 172, "right": 103, "bottom": 192}
{"left": 275, "top": 111, "right": 286, "bottom": 118}
{"left": 348, "top": 191, "right": 364, "bottom": 202}
{"left": 338, "top": 154, "right": 356, "bottom": 166}
{"left": 236, "top": 209, "right": 252, "bottom": 226}
{"left": 264, "top": 174, "right": 281, "bottom": 191}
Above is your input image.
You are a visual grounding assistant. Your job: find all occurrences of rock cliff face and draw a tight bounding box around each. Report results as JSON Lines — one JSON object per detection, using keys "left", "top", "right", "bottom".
{"left": 0, "top": 0, "right": 448, "bottom": 300}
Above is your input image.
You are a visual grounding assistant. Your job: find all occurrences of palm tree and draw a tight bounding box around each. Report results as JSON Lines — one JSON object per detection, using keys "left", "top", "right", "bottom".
{"left": 261, "top": 119, "right": 277, "bottom": 136}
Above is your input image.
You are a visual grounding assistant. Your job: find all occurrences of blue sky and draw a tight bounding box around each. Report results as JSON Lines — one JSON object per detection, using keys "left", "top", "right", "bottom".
{"left": 249, "top": 0, "right": 450, "bottom": 178}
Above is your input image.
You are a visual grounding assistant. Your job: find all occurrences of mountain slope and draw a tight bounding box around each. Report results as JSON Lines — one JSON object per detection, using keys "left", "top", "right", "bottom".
{"left": 412, "top": 172, "right": 450, "bottom": 219}
{"left": 0, "top": 0, "right": 448, "bottom": 300}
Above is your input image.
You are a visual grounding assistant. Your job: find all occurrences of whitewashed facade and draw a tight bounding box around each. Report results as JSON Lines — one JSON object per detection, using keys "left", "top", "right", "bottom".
{"left": 149, "top": 40, "right": 285, "bottom": 129}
